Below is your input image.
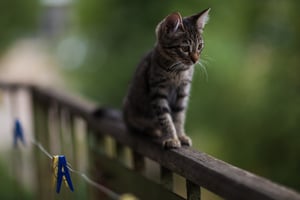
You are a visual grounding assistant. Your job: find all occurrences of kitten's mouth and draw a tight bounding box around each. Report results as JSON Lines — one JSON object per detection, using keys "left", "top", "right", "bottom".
{"left": 183, "top": 60, "right": 196, "bottom": 66}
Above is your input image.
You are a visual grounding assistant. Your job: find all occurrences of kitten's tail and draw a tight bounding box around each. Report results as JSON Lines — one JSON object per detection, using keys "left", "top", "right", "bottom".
{"left": 92, "top": 107, "right": 122, "bottom": 121}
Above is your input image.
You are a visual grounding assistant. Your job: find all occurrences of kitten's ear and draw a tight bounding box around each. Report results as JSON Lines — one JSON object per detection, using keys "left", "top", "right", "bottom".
{"left": 160, "top": 12, "right": 183, "bottom": 34}
{"left": 194, "top": 8, "right": 210, "bottom": 30}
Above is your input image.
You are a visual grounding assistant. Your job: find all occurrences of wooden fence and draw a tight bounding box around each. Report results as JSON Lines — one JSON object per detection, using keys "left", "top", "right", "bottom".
{"left": 1, "top": 81, "right": 300, "bottom": 200}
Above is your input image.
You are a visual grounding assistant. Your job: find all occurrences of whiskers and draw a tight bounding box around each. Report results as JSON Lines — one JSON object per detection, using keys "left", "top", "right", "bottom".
{"left": 196, "top": 59, "right": 209, "bottom": 82}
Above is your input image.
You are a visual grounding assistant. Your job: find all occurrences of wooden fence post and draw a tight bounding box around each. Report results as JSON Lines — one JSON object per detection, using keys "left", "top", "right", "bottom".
{"left": 32, "top": 91, "right": 53, "bottom": 199}
{"left": 160, "top": 166, "right": 173, "bottom": 191}
{"left": 186, "top": 180, "right": 201, "bottom": 200}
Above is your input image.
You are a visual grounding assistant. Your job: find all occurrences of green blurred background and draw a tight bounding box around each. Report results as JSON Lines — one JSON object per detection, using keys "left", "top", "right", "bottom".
{"left": 0, "top": 0, "right": 300, "bottom": 197}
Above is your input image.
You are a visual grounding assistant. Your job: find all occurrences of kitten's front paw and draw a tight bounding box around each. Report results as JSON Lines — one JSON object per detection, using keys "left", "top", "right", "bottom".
{"left": 162, "top": 138, "right": 181, "bottom": 149}
{"left": 178, "top": 135, "right": 192, "bottom": 146}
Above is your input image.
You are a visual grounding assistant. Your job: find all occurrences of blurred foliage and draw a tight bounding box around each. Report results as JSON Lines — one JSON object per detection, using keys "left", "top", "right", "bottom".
{"left": 70, "top": 0, "right": 300, "bottom": 191}
{"left": 0, "top": 0, "right": 39, "bottom": 51}
{"left": 0, "top": 160, "right": 32, "bottom": 199}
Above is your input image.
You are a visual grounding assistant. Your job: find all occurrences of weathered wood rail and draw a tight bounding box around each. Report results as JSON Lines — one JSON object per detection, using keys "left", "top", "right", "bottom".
{"left": 1, "top": 81, "right": 300, "bottom": 200}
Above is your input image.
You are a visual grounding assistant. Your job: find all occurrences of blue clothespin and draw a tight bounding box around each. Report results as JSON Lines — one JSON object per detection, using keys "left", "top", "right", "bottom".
{"left": 13, "top": 119, "right": 25, "bottom": 147}
{"left": 53, "top": 155, "right": 74, "bottom": 193}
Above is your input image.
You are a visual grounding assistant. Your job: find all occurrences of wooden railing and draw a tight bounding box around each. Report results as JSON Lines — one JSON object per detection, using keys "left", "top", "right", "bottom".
{"left": 1, "top": 81, "right": 300, "bottom": 200}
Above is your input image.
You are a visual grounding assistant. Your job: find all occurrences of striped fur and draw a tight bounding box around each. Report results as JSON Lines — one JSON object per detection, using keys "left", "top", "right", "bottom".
{"left": 123, "top": 9, "right": 210, "bottom": 149}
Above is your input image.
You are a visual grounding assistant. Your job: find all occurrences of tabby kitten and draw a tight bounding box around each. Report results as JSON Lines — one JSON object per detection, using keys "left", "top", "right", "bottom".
{"left": 123, "top": 8, "right": 210, "bottom": 149}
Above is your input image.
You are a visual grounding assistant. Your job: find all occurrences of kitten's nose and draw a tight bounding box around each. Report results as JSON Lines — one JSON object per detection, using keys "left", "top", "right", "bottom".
{"left": 190, "top": 53, "right": 199, "bottom": 63}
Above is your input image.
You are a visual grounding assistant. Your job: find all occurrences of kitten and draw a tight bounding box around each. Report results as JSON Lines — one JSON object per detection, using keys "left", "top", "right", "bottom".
{"left": 123, "top": 8, "right": 210, "bottom": 149}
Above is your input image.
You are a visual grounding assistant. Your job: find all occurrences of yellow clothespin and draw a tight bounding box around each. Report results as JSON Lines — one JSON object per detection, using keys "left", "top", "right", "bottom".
{"left": 52, "top": 156, "right": 59, "bottom": 188}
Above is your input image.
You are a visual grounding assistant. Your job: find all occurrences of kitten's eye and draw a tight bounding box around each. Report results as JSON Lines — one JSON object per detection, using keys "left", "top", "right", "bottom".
{"left": 198, "top": 43, "right": 204, "bottom": 51}
{"left": 181, "top": 46, "right": 190, "bottom": 53}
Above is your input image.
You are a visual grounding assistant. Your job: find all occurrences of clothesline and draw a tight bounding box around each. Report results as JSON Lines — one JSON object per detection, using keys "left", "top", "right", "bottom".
{"left": 13, "top": 119, "right": 138, "bottom": 200}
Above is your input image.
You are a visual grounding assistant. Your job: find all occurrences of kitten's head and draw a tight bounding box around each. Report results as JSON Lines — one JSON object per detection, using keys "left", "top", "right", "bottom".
{"left": 156, "top": 8, "right": 210, "bottom": 65}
